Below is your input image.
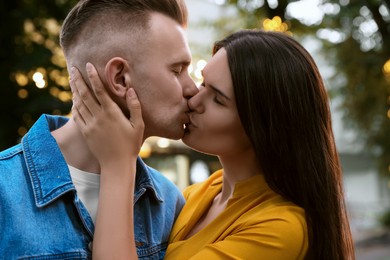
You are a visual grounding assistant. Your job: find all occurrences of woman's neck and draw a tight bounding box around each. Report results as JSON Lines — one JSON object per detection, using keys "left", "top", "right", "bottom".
{"left": 218, "top": 149, "right": 261, "bottom": 203}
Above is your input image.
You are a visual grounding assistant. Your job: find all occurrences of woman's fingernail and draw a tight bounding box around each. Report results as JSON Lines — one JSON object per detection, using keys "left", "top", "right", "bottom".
{"left": 70, "top": 67, "right": 76, "bottom": 80}
{"left": 86, "top": 62, "right": 92, "bottom": 72}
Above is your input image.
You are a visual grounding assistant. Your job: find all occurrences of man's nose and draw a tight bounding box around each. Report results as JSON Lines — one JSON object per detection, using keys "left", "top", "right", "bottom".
{"left": 187, "top": 88, "right": 204, "bottom": 113}
{"left": 182, "top": 73, "right": 199, "bottom": 99}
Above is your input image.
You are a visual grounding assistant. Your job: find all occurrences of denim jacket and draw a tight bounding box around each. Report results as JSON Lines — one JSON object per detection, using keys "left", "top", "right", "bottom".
{"left": 0, "top": 114, "right": 185, "bottom": 259}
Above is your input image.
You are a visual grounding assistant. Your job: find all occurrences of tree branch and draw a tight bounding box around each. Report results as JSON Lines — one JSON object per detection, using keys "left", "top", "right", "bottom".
{"left": 365, "top": 0, "right": 390, "bottom": 56}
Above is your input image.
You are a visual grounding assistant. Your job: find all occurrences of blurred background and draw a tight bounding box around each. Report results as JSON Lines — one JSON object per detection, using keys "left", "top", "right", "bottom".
{"left": 1, "top": 0, "right": 389, "bottom": 258}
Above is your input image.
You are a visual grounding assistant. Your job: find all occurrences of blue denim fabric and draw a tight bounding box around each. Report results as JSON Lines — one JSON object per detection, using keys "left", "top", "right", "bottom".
{"left": 0, "top": 114, "right": 185, "bottom": 260}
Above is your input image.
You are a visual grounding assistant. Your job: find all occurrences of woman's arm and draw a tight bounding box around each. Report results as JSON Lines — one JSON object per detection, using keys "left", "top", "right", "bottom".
{"left": 70, "top": 63, "right": 143, "bottom": 259}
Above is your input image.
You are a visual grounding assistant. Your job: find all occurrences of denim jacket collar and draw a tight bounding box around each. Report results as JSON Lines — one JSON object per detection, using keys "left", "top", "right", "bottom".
{"left": 135, "top": 157, "right": 164, "bottom": 204}
{"left": 22, "top": 114, "right": 74, "bottom": 208}
{"left": 23, "top": 114, "right": 163, "bottom": 208}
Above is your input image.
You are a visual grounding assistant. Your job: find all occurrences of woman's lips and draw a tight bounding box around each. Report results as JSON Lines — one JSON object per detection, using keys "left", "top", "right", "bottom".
{"left": 184, "top": 120, "right": 197, "bottom": 134}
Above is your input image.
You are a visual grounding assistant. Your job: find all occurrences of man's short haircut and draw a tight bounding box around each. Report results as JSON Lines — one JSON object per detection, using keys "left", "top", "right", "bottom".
{"left": 60, "top": 0, "right": 188, "bottom": 54}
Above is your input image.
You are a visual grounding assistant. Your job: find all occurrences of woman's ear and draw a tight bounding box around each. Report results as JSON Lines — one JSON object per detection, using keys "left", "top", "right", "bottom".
{"left": 105, "top": 57, "right": 131, "bottom": 98}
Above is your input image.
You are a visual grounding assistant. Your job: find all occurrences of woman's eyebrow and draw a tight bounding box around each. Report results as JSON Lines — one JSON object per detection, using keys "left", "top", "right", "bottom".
{"left": 201, "top": 70, "right": 231, "bottom": 100}
{"left": 209, "top": 84, "right": 230, "bottom": 100}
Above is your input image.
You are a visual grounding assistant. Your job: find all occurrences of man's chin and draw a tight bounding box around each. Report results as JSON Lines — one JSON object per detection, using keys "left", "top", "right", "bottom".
{"left": 163, "top": 128, "right": 184, "bottom": 141}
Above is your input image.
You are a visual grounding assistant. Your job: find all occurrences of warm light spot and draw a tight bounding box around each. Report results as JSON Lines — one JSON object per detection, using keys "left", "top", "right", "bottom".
{"left": 49, "top": 69, "right": 70, "bottom": 88}
{"left": 31, "top": 31, "right": 44, "bottom": 44}
{"left": 32, "top": 72, "right": 43, "bottom": 82}
{"left": 36, "top": 81, "right": 46, "bottom": 88}
{"left": 51, "top": 47, "right": 67, "bottom": 68}
{"left": 139, "top": 142, "right": 152, "bottom": 158}
{"left": 383, "top": 59, "right": 390, "bottom": 75}
{"left": 15, "top": 73, "right": 29, "bottom": 87}
{"left": 32, "top": 72, "right": 46, "bottom": 89}
{"left": 44, "top": 39, "right": 56, "bottom": 49}
{"left": 58, "top": 91, "right": 72, "bottom": 102}
{"left": 17, "top": 89, "right": 28, "bottom": 99}
{"left": 387, "top": 109, "right": 390, "bottom": 119}
{"left": 44, "top": 18, "right": 60, "bottom": 35}
{"left": 18, "top": 127, "right": 28, "bottom": 137}
{"left": 36, "top": 67, "right": 46, "bottom": 74}
{"left": 49, "top": 69, "right": 60, "bottom": 79}
{"left": 56, "top": 76, "right": 69, "bottom": 87}
{"left": 157, "top": 138, "right": 170, "bottom": 148}
{"left": 49, "top": 87, "right": 72, "bottom": 102}
{"left": 263, "top": 16, "right": 290, "bottom": 33}
{"left": 49, "top": 87, "right": 60, "bottom": 97}
{"left": 24, "top": 20, "right": 34, "bottom": 33}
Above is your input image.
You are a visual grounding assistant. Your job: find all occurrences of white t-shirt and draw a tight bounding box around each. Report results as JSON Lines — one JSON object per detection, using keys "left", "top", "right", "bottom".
{"left": 68, "top": 165, "right": 100, "bottom": 224}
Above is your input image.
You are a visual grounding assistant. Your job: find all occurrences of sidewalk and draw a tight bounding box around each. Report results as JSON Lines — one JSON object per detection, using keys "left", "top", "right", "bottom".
{"left": 356, "top": 244, "right": 390, "bottom": 260}
{"left": 354, "top": 229, "right": 390, "bottom": 260}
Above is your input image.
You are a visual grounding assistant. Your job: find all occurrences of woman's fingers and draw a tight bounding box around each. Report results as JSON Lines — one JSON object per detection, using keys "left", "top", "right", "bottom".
{"left": 69, "top": 63, "right": 145, "bottom": 166}
{"left": 70, "top": 67, "right": 98, "bottom": 125}
{"left": 126, "top": 88, "right": 143, "bottom": 129}
{"left": 86, "top": 63, "right": 112, "bottom": 109}
{"left": 70, "top": 68, "right": 88, "bottom": 127}
{"left": 70, "top": 62, "right": 144, "bottom": 134}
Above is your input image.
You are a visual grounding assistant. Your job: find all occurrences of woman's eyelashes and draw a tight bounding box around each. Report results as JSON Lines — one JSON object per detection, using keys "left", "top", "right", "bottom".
{"left": 200, "top": 82, "right": 224, "bottom": 106}
{"left": 213, "top": 96, "right": 224, "bottom": 105}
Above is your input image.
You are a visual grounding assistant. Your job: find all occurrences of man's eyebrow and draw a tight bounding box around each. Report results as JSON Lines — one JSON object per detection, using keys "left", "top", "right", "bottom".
{"left": 171, "top": 60, "right": 191, "bottom": 67}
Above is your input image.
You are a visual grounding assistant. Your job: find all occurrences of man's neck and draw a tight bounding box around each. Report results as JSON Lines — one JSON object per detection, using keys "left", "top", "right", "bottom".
{"left": 51, "top": 118, "right": 101, "bottom": 174}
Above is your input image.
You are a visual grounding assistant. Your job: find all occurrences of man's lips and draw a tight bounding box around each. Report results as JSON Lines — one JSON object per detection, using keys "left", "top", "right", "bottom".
{"left": 183, "top": 115, "right": 197, "bottom": 134}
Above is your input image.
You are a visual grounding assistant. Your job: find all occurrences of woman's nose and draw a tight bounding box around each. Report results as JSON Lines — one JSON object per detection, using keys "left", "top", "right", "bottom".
{"left": 188, "top": 88, "right": 204, "bottom": 113}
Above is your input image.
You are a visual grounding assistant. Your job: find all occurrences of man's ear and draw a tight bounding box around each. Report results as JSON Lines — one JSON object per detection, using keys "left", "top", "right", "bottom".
{"left": 104, "top": 57, "right": 131, "bottom": 98}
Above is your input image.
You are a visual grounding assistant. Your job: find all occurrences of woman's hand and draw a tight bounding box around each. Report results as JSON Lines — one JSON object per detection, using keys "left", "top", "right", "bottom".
{"left": 70, "top": 62, "right": 144, "bottom": 169}
{"left": 70, "top": 63, "right": 140, "bottom": 259}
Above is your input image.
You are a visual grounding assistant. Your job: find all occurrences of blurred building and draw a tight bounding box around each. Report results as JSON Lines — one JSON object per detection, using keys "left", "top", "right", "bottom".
{"left": 140, "top": 137, "right": 220, "bottom": 190}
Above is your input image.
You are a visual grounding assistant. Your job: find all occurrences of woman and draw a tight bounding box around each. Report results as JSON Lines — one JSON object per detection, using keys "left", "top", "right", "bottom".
{"left": 71, "top": 29, "right": 354, "bottom": 259}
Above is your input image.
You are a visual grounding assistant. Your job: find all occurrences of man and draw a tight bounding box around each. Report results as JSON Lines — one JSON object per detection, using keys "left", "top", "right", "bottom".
{"left": 0, "top": 0, "right": 198, "bottom": 259}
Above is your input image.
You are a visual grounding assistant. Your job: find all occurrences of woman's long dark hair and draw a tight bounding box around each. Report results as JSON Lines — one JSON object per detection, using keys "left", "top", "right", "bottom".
{"left": 213, "top": 30, "right": 354, "bottom": 259}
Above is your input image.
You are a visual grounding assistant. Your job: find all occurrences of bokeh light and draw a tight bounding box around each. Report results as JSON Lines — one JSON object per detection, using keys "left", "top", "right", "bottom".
{"left": 262, "top": 16, "right": 291, "bottom": 35}
{"left": 32, "top": 72, "right": 46, "bottom": 89}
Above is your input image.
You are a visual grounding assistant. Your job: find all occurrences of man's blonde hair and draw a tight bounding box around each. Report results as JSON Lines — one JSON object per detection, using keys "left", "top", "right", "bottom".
{"left": 60, "top": 0, "right": 188, "bottom": 54}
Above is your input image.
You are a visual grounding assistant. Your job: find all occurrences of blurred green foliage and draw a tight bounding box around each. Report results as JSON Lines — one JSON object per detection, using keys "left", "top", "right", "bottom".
{"left": 0, "top": 0, "right": 389, "bottom": 177}
{"left": 380, "top": 208, "right": 390, "bottom": 228}
{"left": 209, "top": 0, "right": 390, "bottom": 175}
{"left": 0, "top": 0, "right": 77, "bottom": 149}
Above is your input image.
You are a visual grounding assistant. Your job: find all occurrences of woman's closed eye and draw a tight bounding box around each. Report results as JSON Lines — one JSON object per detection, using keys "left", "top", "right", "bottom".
{"left": 200, "top": 82, "right": 225, "bottom": 106}
{"left": 213, "top": 96, "right": 224, "bottom": 105}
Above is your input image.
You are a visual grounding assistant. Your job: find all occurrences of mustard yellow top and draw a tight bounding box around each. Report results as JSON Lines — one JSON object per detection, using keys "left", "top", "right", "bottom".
{"left": 165, "top": 170, "right": 308, "bottom": 259}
